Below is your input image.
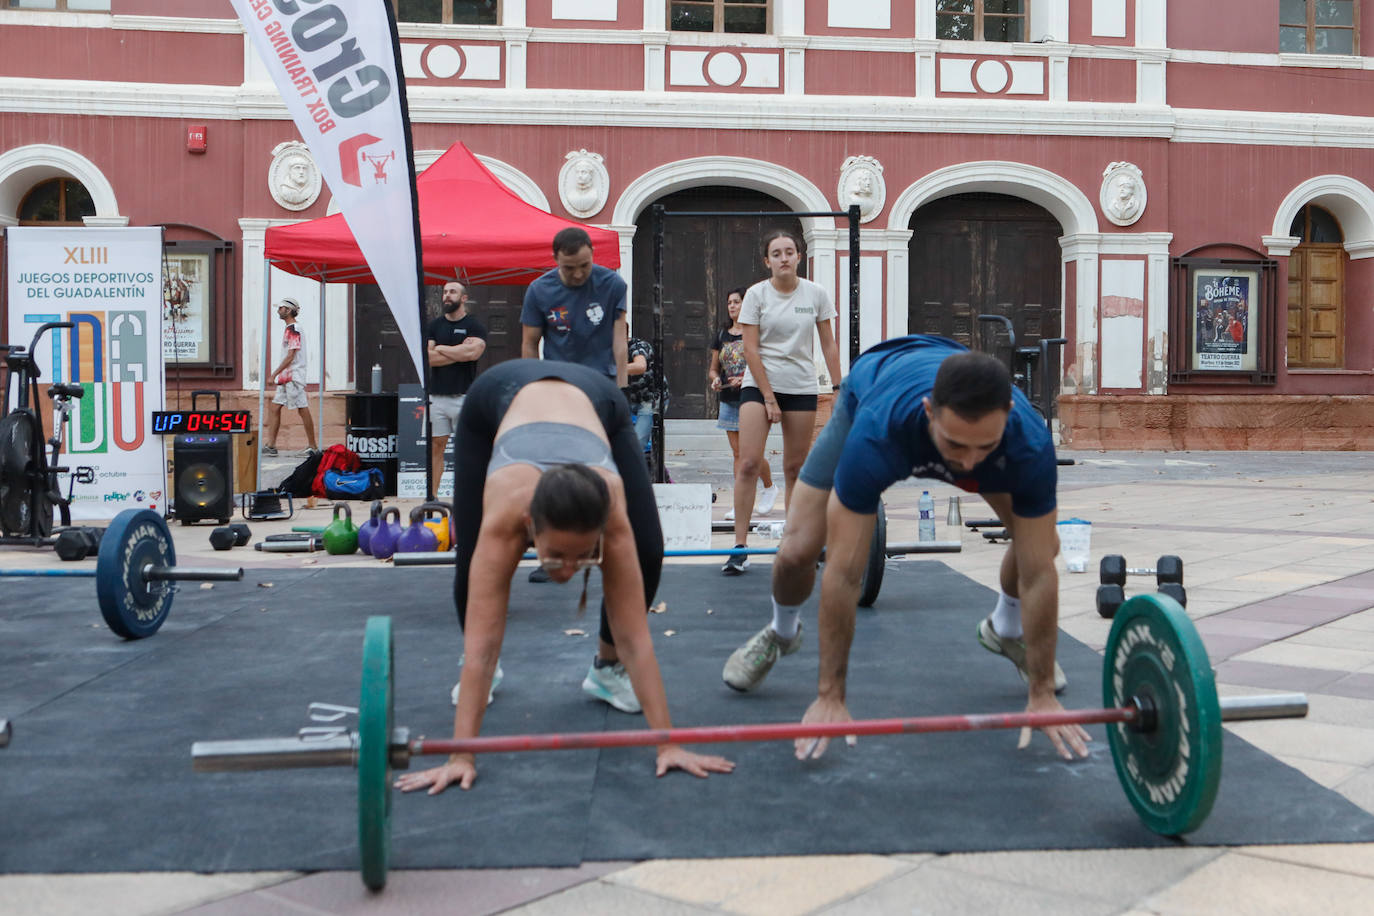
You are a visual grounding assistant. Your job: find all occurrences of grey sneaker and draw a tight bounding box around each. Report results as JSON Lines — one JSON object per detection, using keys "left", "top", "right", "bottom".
{"left": 451, "top": 655, "right": 503, "bottom": 707}
{"left": 262, "top": 445, "right": 278, "bottom": 457}
{"left": 582, "top": 660, "right": 641, "bottom": 713}
{"left": 722, "top": 623, "right": 803, "bottom": 692}
{"left": 976, "top": 616, "right": 1067, "bottom": 694}
{"left": 722, "top": 549, "right": 749, "bottom": 576}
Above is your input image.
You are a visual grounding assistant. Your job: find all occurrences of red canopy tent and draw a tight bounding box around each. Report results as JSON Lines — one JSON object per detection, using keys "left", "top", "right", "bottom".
{"left": 264, "top": 142, "right": 621, "bottom": 285}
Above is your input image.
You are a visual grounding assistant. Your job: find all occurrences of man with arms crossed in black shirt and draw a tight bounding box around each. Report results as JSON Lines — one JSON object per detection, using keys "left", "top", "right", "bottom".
{"left": 427, "top": 281, "right": 488, "bottom": 492}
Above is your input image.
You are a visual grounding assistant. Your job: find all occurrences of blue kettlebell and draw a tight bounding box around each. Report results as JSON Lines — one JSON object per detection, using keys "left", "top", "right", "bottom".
{"left": 357, "top": 500, "right": 384, "bottom": 556}
{"left": 396, "top": 505, "right": 440, "bottom": 554}
{"left": 369, "top": 506, "right": 405, "bottom": 560}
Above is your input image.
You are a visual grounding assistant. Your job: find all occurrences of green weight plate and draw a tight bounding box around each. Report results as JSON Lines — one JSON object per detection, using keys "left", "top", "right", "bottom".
{"left": 359, "top": 616, "right": 395, "bottom": 891}
{"left": 1103, "top": 593, "right": 1222, "bottom": 836}
{"left": 858, "top": 500, "right": 886, "bottom": 608}
{"left": 96, "top": 509, "right": 175, "bottom": 639}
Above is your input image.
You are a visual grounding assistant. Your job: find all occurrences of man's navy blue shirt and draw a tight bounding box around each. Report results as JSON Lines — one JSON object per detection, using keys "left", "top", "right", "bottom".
{"left": 832, "top": 335, "right": 1057, "bottom": 518}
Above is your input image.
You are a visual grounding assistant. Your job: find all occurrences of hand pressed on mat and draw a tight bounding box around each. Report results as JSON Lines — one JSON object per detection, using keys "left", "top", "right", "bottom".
{"left": 396, "top": 754, "right": 478, "bottom": 795}
{"left": 1017, "top": 694, "right": 1092, "bottom": 761}
{"left": 794, "top": 695, "right": 859, "bottom": 760}
{"left": 656, "top": 745, "right": 736, "bottom": 778}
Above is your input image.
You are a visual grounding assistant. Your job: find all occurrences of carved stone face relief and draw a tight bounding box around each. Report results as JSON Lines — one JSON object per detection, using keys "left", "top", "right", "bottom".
{"left": 269, "top": 141, "right": 322, "bottom": 211}
{"left": 1100, "top": 161, "right": 1146, "bottom": 227}
{"left": 559, "top": 149, "right": 609, "bottom": 219}
{"left": 837, "top": 156, "right": 885, "bottom": 224}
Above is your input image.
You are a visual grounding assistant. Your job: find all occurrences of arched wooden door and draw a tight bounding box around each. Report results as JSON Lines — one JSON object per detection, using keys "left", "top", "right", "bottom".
{"left": 632, "top": 187, "right": 802, "bottom": 419}
{"left": 908, "top": 193, "right": 1064, "bottom": 412}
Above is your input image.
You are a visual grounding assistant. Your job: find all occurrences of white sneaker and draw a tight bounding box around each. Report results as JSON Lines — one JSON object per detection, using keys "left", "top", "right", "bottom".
{"left": 723, "top": 507, "right": 735, "bottom": 522}
{"left": 582, "top": 660, "right": 642, "bottom": 713}
{"left": 757, "top": 484, "right": 779, "bottom": 516}
{"left": 451, "top": 655, "right": 503, "bottom": 707}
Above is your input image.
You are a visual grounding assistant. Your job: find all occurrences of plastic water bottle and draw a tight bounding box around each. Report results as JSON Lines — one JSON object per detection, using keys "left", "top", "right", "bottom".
{"left": 370, "top": 364, "right": 383, "bottom": 394}
{"left": 918, "top": 490, "right": 936, "bottom": 542}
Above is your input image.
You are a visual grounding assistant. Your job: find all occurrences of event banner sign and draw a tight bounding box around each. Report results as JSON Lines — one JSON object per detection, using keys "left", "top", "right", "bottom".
{"left": 5, "top": 227, "right": 166, "bottom": 519}
{"left": 230, "top": 0, "right": 425, "bottom": 378}
{"left": 396, "top": 383, "right": 452, "bottom": 499}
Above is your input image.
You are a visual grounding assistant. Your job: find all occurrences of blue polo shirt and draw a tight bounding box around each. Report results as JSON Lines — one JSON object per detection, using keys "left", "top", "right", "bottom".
{"left": 832, "top": 335, "right": 1058, "bottom": 518}
{"left": 520, "top": 264, "right": 627, "bottom": 378}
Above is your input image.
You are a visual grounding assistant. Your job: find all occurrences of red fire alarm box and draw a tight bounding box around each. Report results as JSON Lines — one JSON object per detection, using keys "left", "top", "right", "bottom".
{"left": 187, "top": 125, "right": 207, "bottom": 154}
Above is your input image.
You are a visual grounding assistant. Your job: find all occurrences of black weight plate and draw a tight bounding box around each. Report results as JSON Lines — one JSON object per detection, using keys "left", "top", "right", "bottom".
{"left": 1103, "top": 592, "right": 1222, "bottom": 836}
{"left": 96, "top": 509, "right": 176, "bottom": 639}
{"left": 858, "top": 500, "right": 886, "bottom": 608}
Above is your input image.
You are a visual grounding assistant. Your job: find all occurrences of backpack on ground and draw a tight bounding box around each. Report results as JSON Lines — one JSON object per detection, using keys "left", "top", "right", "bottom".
{"left": 312, "top": 444, "right": 361, "bottom": 498}
{"left": 277, "top": 451, "right": 324, "bottom": 498}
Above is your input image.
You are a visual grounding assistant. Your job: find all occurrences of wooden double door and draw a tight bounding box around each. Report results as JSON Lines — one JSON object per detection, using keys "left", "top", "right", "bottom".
{"left": 631, "top": 187, "right": 802, "bottom": 419}
{"left": 907, "top": 193, "right": 1064, "bottom": 410}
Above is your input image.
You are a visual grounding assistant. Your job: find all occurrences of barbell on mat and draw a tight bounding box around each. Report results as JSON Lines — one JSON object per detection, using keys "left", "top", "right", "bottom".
{"left": 0, "top": 509, "right": 243, "bottom": 639}
{"left": 191, "top": 594, "right": 1308, "bottom": 891}
{"left": 393, "top": 503, "right": 937, "bottom": 607}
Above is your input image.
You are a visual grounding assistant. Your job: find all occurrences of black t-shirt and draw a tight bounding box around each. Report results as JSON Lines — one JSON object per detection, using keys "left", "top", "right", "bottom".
{"left": 426, "top": 312, "right": 489, "bottom": 395}
{"left": 711, "top": 328, "right": 746, "bottom": 404}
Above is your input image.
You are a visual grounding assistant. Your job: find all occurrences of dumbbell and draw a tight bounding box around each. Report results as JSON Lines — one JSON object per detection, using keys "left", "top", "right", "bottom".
{"left": 209, "top": 523, "right": 253, "bottom": 551}
{"left": 1097, "top": 554, "right": 1186, "bottom": 619}
{"left": 54, "top": 526, "right": 104, "bottom": 562}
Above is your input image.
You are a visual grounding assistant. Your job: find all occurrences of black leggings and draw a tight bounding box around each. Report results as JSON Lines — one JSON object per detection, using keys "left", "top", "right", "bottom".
{"left": 450, "top": 359, "right": 663, "bottom": 646}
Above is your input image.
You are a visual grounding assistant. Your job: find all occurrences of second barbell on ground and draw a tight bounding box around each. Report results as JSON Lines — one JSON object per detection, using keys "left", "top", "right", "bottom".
{"left": 0, "top": 509, "right": 244, "bottom": 638}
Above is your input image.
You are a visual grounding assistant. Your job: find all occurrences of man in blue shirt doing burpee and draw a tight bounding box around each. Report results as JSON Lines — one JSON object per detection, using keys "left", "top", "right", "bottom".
{"left": 721, "top": 334, "right": 1092, "bottom": 762}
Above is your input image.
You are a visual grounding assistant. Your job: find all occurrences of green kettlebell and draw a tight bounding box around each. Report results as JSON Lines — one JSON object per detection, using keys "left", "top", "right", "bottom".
{"left": 323, "top": 502, "right": 359, "bottom": 555}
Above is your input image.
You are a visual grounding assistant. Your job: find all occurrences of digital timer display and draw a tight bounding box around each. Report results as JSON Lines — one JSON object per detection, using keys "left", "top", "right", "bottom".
{"left": 151, "top": 411, "right": 253, "bottom": 435}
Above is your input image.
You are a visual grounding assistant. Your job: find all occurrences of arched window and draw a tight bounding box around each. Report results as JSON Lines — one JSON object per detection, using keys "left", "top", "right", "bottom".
{"left": 18, "top": 177, "right": 95, "bottom": 225}
{"left": 1286, "top": 204, "right": 1345, "bottom": 368}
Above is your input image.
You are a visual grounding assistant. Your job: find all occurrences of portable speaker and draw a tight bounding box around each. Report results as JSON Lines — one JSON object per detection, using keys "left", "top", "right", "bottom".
{"left": 173, "top": 433, "right": 233, "bottom": 525}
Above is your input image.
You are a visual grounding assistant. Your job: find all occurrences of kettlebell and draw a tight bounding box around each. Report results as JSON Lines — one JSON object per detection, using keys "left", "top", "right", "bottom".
{"left": 369, "top": 506, "right": 405, "bottom": 560}
{"left": 420, "top": 501, "right": 452, "bottom": 552}
{"left": 396, "top": 505, "right": 440, "bottom": 554}
{"left": 356, "top": 500, "right": 384, "bottom": 556}
{"left": 323, "top": 502, "right": 358, "bottom": 555}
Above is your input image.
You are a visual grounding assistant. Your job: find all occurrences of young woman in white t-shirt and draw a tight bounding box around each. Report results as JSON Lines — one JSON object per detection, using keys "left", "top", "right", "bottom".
{"left": 723, "top": 230, "right": 842, "bottom": 577}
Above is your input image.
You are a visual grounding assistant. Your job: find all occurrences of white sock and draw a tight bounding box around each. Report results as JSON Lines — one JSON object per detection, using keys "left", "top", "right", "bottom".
{"left": 991, "top": 591, "right": 1023, "bottom": 639}
{"left": 770, "top": 596, "right": 803, "bottom": 641}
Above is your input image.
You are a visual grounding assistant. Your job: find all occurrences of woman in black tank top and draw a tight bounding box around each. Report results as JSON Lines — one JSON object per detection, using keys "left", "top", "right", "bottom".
{"left": 396, "top": 359, "right": 734, "bottom": 795}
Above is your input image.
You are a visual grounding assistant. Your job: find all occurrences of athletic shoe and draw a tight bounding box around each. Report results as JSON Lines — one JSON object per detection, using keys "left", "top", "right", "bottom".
{"left": 582, "top": 660, "right": 641, "bottom": 713}
{"left": 976, "top": 616, "right": 1067, "bottom": 694}
{"left": 721, "top": 549, "right": 749, "bottom": 576}
{"left": 528, "top": 567, "right": 551, "bottom": 583}
{"left": 262, "top": 445, "right": 278, "bottom": 457}
{"left": 722, "top": 623, "right": 803, "bottom": 692}
{"left": 723, "top": 507, "right": 735, "bottom": 522}
{"left": 450, "top": 656, "right": 503, "bottom": 707}
{"left": 757, "top": 484, "right": 779, "bottom": 516}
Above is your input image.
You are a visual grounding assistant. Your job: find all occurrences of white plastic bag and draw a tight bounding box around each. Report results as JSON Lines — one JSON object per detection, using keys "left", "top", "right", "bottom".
{"left": 1057, "top": 518, "right": 1092, "bottom": 573}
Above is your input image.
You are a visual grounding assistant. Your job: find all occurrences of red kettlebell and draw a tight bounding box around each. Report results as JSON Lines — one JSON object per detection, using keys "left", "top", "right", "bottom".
{"left": 396, "top": 505, "right": 440, "bottom": 554}
{"left": 357, "top": 500, "right": 384, "bottom": 556}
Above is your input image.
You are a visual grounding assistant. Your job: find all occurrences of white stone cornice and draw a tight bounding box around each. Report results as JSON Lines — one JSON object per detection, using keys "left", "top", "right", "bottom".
{"left": 1262, "top": 235, "right": 1300, "bottom": 257}
{"left": 82, "top": 216, "right": 130, "bottom": 227}
{"left": 1345, "top": 239, "right": 1374, "bottom": 260}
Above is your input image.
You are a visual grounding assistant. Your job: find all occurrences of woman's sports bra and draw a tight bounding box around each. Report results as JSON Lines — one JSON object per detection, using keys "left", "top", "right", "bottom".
{"left": 486, "top": 422, "right": 619, "bottom": 476}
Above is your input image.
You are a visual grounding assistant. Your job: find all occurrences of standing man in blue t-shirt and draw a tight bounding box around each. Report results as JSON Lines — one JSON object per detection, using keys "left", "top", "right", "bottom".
{"left": 721, "top": 335, "right": 1091, "bottom": 762}
{"left": 520, "top": 227, "right": 627, "bottom": 388}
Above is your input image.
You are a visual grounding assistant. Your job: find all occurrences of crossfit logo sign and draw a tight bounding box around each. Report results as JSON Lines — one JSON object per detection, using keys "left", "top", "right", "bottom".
{"left": 230, "top": 0, "right": 425, "bottom": 379}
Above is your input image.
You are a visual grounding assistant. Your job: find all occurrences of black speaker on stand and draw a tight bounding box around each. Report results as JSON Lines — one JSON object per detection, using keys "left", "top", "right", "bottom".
{"left": 173, "top": 433, "right": 233, "bottom": 526}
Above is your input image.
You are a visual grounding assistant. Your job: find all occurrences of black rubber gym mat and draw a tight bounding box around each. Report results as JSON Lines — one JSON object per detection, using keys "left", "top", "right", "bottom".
{"left": 1, "top": 560, "right": 1371, "bottom": 876}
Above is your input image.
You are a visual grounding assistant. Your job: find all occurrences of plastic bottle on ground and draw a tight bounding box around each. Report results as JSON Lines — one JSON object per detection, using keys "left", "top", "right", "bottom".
{"left": 918, "top": 490, "right": 936, "bottom": 542}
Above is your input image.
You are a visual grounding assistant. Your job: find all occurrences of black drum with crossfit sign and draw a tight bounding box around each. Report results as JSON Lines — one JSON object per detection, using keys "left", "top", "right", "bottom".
{"left": 345, "top": 393, "right": 398, "bottom": 497}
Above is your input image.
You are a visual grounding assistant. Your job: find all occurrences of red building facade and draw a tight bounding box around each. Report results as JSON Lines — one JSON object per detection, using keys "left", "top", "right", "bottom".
{"left": 1, "top": 0, "right": 1371, "bottom": 448}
